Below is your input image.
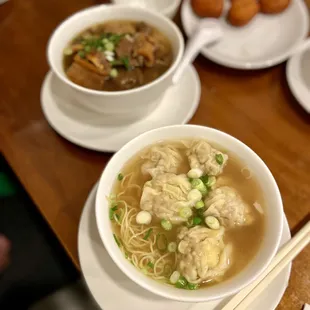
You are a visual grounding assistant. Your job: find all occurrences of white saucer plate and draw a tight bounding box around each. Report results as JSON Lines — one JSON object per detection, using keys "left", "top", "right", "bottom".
{"left": 181, "top": 0, "right": 309, "bottom": 70}
{"left": 78, "top": 184, "right": 291, "bottom": 310}
{"left": 286, "top": 38, "right": 310, "bottom": 113}
{"left": 41, "top": 66, "right": 200, "bottom": 153}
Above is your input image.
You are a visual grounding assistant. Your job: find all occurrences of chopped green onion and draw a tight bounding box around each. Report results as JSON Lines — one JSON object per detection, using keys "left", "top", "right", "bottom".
{"left": 186, "top": 217, "right": 194, "bottom": 228}
{"left": 110, "top": 201, "right": 118, "bottom": 208}
{"left": 200, "top": 186, "right": 209, "bottom": 197}
{"left": 147, "top": 262, "right": 154, "bottom": 269}
{"left": 161, "top": 219, "right": 172, "bottom": 231}
{"left": 170, "top": 271, "right": 180, "bottom": 284}
{"left": 187, "top": 168, "right": 203, "bottom": 179}
{"left": 205, "top": 216, "right": 220, "bottom": 230}
{"left": 191, "top": 179, "right": 207, "bottom": 194}
{"left": 113, "top": 234, "right": 121, "bottom": 247}
{"left": 187, "top": 283, "right": 199, "bottom": 290}
{"left": 143, "top": 228, "right": 153, "bottom": 240}
{"left": 110, "top": 59, "right": 123, "bottom": 66}
{"left": 197, "top": 207, "right": 206, "bottom": 217}
{"left": 187, "top": 189, "right": 202, "bottom": 203}
{"left": 110, "top": 68, "right": 118, "bottom": 78}
{"left": 175, "top": 276, "right": 188, "bottom": 289}
{"left": 78, "top": 50, "right": 85, "bottom": 58}
{"left": 193, "top": 217, "right": 202, "bottom": 226}
{"left": 102, "top": 38, "right": 109, "bottom": 44}
{"left": 179, "top": 207, "right": 192, "bottom": 219}
{"left": 215, "top": 154, "right": 224, "bottom": 165}
{"left": 136, "top": 210, "right": 152, "bottom": 225}
{"left": 116, "top": 208, "right": 124, "bottom": 223}
{"left": 200, "top": 175, "right": 209, "bottom": 184}
{"left": 109, "top": 34, "right": 124, "bottom": 45}
{"left": 195, "top": 200, "right": 205, "bottom": 209}
{"left": 117, "top": 173, "right": 124, "bottom": 181}
{"left": 97, "top": 46, "right": 104, "bottom": 52}
{"left": 167, "top": 242, "right": 177, "bottom": 253}
{"left": 109, "top": 204, "right": 118, "bottom": 220}
{"left": 121, "top": 56, "right": 130, "bottom": 70}
{"left": 109, "top": 208, "right": 114, "bottom": 220}
{"left": 156, "top": 233, "right": 168, "bottom": 252}
{"left": 84, "top": 45, "right": 92, "bottom": 52}
{"left": 206, "top": 176, "right": 216, "bottom": 187}
{"left": 105, "top": 41, "right": 115, "bottom": 51}
{"left": 63, "top": 47, "right": 73, "bottom": 55}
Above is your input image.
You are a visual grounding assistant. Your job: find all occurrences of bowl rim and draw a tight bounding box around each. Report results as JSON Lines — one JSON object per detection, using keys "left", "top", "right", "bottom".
{"left": 112, "top": 0, "right": 182, "bottom": 17}
{"left": 95, "top": 124, "right": 284, "bottom": 302}
{"left": 47, "top": 4, "right": 184, "bottom": 96}
{"left": 160, "top": 0, "right": 182, "bottom": 16}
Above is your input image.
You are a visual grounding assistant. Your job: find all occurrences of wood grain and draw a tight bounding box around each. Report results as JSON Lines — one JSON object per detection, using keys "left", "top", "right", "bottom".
{"left": 0, "top": 1, "right": 309, "bottom": 309}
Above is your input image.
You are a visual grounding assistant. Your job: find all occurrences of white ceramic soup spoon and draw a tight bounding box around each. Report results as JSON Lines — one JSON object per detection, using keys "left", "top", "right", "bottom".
{"left": 172, "top": 18, "right": 223, "bottom": 85}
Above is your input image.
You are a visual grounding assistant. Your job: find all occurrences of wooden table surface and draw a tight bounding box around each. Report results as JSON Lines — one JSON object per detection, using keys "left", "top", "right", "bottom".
{"left": 0, "top": 0, "right": 309, "bottom": 309}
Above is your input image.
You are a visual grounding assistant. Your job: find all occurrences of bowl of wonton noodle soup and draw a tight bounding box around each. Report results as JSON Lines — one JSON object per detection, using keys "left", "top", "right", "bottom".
{"left": 95, "top": 125, "right": 283, "bottom": 302}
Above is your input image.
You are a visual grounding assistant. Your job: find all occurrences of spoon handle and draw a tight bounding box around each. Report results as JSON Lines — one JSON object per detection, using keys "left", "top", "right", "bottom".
{"left": 172, "top": 19, "right": 223, "bottom": 85}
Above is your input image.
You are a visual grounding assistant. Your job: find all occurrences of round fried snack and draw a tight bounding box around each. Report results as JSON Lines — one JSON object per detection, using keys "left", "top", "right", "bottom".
{"left": 260, "top": 0, "right": 291, "bottom": 14}
{"left": 191, "top": 0, "right": 224, "bottom": 18}
{"left": 227, "top": 0, "right": 260, "bottom": 27}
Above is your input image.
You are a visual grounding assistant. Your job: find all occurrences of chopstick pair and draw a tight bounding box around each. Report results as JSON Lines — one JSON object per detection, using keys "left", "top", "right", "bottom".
{"left": 222, "top": 220, "right": 310, "bottom": 310}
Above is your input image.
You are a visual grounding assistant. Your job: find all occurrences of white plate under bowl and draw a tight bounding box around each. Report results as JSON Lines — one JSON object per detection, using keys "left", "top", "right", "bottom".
{"left": 40, "top": 65, "right": 200, "bottom": 153}
{"left": 78, "top": 184, "right": 291, "bottom": 310}
{"left": 181, "top": 0, "right": 309, "bottom": 70}
{"left": 286, "top": 38, "right": 310, "bottom": 113}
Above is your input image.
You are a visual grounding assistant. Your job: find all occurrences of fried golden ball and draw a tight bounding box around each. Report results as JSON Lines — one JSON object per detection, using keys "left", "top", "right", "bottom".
{"left": 191, "top": 0, "right": 224, "bottom": 18}
{"left": 260, "top": 0, "right": 291, "bottom": 14}
{"left": 227, "top": 0, "right": 260, "bottom": 27}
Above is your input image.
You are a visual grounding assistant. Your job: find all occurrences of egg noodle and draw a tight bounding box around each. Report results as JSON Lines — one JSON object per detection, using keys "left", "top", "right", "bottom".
{"left": 110, "top": 172, "right": 176, "bottom": 282}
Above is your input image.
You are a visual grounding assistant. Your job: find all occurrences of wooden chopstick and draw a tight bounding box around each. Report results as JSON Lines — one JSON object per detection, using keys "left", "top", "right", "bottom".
{"left": 222, "top": 220, "right": 310, "bottom": 310}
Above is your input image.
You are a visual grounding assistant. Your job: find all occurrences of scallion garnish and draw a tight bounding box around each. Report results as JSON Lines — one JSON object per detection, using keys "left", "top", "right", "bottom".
{"left": 215, "top": 154, "right": 224, "bottom": 165}
{"left": 113, "top": 234, "right": 121, "bottom": 247}
{"left": 156, "top": 233, "right": 168, "bottom": 252}
{"left": 121, "top": 56, "right": 130, "bottom": 70}
{"left": 143, "top": 228, "right": 153, "bottom": 240}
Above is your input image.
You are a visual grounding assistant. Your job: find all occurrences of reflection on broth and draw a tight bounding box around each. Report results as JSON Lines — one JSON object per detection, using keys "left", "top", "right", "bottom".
{"left": 63, "top": 20, "right": 173, "bottom": 91}
{"left": 108, "top": 139, "right": 265, "bottom": 290}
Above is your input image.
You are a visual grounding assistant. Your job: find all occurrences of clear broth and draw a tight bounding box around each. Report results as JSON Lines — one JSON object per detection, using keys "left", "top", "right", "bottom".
{"left": 111, "top": 139, "right": 265, "bottom": 287}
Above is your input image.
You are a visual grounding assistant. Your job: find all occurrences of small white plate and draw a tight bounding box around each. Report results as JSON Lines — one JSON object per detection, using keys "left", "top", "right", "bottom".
{"left": 41, "top": 66, "right": 200, "bottom": 153}
{"left": 286, "top": 38, "right": 310, "bottom": 113}
{"left": 78, "top": 184, "right": 291, "bottom": 310}
{"left": 181, "top": 0, "right": 309, "bottom": 70}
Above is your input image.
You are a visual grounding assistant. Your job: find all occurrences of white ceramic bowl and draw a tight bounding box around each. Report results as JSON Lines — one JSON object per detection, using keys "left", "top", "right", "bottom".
{"left": 111, "top": 0, "right": 182, "bottom": 19}
{"left": 95, "top": 125, "right": 284, "bottom": 302}
{"left": 47, "top": 5, "right": 184, "bottom": 124}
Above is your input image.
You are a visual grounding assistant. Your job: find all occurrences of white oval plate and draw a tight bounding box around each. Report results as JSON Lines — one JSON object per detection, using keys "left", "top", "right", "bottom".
{"left": 78, "top": 184, "right": 291, "bottom": 310}
{"left": 181, "top": 0, "right": 309, "bottom": 70}
{"left": 41, "top": 65, "right": 200, "bottom": 153}
{"left": 286, "top": 38, "right": 310, "bottom": 113}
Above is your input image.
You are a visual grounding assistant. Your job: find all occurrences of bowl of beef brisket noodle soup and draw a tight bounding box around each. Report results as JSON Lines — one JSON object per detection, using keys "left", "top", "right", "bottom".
{"left": 96, "top": 125, "right": 284, "bottom": 302}
{"left": 47, "top": 5, "right": 184, "bottom": 123}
